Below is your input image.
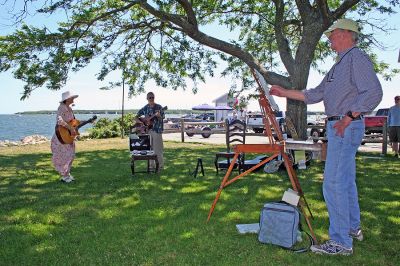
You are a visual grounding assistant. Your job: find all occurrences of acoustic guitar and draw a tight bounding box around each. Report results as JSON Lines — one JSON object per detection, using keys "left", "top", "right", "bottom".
{"left": 138, "top": 106, "right": 168, "bottom": 130}
{"left": 55, "top": 115, "right": 97, "bottom": 144}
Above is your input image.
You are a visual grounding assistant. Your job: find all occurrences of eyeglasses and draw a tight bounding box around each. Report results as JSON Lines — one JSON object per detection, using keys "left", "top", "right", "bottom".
{"left": 147, "top": 97, "right": 154, "bottom": 100}
{"left": 327, "top": 66, "right": 336, "bottom": 82}
{"left": 395, "top": 98, "right": 400, "bottom": 101}
{"left": 326, "top": 47, "right": 356, "bottom": 83}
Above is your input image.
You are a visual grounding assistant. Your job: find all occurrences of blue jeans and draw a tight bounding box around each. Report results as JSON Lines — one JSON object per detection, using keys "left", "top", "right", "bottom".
{"left": 323, "top": 120, "right": 364, "bottom": 248}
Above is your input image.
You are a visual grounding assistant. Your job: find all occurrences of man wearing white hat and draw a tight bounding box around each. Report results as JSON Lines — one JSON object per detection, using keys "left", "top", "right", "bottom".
{"left": 270, "top": 18, "right": 382, "bottom": 255}
{"left": 51, "top": 91, "right": 79, "bottom": 183}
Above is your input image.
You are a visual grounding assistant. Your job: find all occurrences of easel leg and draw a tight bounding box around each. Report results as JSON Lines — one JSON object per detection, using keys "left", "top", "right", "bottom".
{"left": 207, "top": 153, "right": 278, "bottom": 221}
{"left": 207, "top": 154, "right": 238, "bottom": 221}
{"left": 199, "top": 158, "right": 205, "bottom": 176}
{"left": 301, "top": 194, "right": 314, "bottom": 219}
{"left": 281, "top": 151, "right": 316, "bottom": 243}
{"left": 298, "top": 202, "right": 318, "bottom": 244}
{"left": 193, "top": 162, "right": 199, "bottom": 178}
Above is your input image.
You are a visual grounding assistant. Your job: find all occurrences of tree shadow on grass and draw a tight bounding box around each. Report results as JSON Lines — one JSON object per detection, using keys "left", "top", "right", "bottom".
{"left": 0, "top": 147, "right": 398, "bottom": 265}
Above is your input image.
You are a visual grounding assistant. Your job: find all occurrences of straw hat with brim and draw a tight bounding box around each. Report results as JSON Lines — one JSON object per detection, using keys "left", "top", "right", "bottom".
{"left": 324, "top": 19, "right": 359, "bottom": 37}
{"left": 60, "top": 91, "right": 79, "bottom": 102}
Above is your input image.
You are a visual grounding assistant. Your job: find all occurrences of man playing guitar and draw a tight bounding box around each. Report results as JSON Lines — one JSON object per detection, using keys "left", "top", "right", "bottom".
{"left": 135, "top": 92, "right": 165, "bottom": 171}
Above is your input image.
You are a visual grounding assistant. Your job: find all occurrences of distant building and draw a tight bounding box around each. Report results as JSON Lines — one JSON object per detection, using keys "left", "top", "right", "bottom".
{"left": 212, "top": 93, "right": 234, "bottom": 122}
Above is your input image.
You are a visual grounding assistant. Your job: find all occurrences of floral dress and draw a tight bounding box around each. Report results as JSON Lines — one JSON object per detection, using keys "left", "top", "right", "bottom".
{"left": 51, "top": 103, "right": 75, "bottom": 176}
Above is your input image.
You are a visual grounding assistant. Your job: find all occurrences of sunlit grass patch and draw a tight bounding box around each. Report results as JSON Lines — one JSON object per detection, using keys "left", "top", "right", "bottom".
{"left": 0, "top": 142, "right": 398, "bottom": 265}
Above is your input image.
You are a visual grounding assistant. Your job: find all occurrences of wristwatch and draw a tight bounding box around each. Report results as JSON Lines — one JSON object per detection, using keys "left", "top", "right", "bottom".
{"left": 346, "top": 111, "right": 356, "bottom": 120}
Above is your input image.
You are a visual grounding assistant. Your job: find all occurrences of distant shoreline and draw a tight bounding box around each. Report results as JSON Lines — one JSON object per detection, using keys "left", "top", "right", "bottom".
{"left": 11, "top": 109, "right": 326, "bottom": 115}
{"left": 13, "top": 109, "right": 200, "bottom": 115}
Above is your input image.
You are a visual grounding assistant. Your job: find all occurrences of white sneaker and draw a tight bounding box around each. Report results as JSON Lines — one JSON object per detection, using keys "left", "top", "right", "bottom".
{"left": 61, "top": 175, "right": 73, "bottom": 183}
{"left": 68, "top": 174, "right": 75, "bottom": 181}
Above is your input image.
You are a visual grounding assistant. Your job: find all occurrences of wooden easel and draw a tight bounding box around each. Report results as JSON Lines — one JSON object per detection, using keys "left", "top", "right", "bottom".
{"left": 207, "top": 69, "right": 317, "bottom": 243}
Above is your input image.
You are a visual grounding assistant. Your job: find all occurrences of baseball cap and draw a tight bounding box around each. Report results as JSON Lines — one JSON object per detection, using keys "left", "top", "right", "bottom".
{"left": 324, "top": 19, "right": 359, "bottom": 37}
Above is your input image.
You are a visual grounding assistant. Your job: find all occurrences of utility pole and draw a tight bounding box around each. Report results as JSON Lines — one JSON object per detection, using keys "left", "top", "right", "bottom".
{"left": 398, "top": 48, "right": 400, "bottom": 63}
{"left": 121, "top": 75, "right": 125, "bottom": 138}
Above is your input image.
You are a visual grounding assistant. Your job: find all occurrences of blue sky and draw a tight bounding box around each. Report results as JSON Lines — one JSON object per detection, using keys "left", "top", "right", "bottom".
{"left": 0, "top": 3, "right": 399, "bottom": 114}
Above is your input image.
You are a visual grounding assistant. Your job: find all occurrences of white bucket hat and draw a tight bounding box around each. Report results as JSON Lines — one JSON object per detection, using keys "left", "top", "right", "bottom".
{"left": 324, "top": 18, "right": 359, "bottom": 37}
{"left": 60, "top": 91, "right": 79, "bottom": 102}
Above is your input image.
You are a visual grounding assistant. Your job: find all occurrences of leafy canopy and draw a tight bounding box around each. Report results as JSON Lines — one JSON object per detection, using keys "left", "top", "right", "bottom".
{"left": 0, "top": 0, "right": 399, "bottom": 100}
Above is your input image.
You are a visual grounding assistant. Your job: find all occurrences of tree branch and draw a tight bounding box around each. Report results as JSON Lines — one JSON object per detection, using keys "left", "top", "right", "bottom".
{"left": 67, "top": 1, "right": 141, "bottom": 32}
{"left": 295, "top": 0, "right": 312, "bottom": 21}
{"left": 63, "top": 1, "right": 143, "bottom": 70}
{"left": 316, "top": 0, "right": 331, "bottom": 25}
{"left": 177, "top": 0, "right": 198, "bottom": 28}
{"left": 272, "top": 0, "right": 295, "bottom": 75}
{"left": 139, "top": 0, "right": 290, "bottom": 87}
{"left": 332, "top": 0, "right": 361, "bottom": 21}
{"left": 197, "top": 8, "right": 274, "bottom": 26}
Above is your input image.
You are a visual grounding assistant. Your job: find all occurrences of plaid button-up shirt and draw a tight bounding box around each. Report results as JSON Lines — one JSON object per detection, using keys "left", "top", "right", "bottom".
{"left": 304, "top": 46, "right": 382, "bottom": 116}
{"left": 137, "top": 104, "right": 165, "bottom": 133}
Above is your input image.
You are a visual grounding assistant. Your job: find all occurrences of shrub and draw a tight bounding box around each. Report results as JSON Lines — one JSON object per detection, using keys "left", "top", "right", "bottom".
{"left": 88, "top": 113, "right": 135, "bottom": 139}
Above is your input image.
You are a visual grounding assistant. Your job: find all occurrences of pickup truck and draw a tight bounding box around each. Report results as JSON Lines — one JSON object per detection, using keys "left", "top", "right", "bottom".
{"left": 246, "top": 111, "right": 285, "bottom": 133}
{"left": 247, "top": 112, "right": 321, "bottom": 139}
{"left": 364, "top": 108, "right": 388, "bottom": 134}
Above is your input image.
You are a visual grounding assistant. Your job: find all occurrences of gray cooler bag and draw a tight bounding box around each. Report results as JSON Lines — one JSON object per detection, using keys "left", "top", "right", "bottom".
{"left": 258, "top": 201, "right": 300, "bottom": 248}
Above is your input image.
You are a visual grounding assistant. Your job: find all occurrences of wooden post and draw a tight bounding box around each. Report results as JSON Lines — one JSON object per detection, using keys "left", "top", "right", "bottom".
{"left": 225, "top": 119, "right": 229, "bottom": 152}
{"left": 321, "top": 142, "right": 327, "bottom": 161}
{"left": 120, "top": 76, "right": 125, "bottom": 138}
{"left": 181, "top": 119, "right": 185, "bottom": 142}
{"left": 382, "top": 119, "right": 387, "bottom": 155}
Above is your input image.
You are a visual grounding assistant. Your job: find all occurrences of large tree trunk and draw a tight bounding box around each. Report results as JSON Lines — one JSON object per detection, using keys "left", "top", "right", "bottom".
{"left": 286, "top": 99, "right": 307, "bottom": 140}
{"left": 278, "top": 19, "right": 325, "bottom": 140}
{"left": 288, "top": 67, "right": 310, "bottom": 140}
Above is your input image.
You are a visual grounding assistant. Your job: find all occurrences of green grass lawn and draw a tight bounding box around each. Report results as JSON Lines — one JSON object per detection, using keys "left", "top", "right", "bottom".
{"left": 0, "top": 138, "right": 399, "bottom": 265}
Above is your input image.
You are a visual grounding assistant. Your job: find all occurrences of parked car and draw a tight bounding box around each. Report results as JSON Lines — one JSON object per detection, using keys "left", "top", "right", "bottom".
{"left": 195, "top": 113, "right": 215, "bottom": 121}
{"left": 364, "top": 108, "right": 388, "bottom": 134}
{"left": 307, "top": 108, "right": 388, "bottom": 142}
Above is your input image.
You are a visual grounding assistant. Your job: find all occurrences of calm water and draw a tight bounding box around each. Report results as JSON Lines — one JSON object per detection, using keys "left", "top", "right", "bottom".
{"left": 0, "top": 113, "right": 325, "bottom": 141}
{"left": 0, "top": 113, "right": 182, "bottom": 141}
{"left": 0, "top": 114, "right": 120, "bottom": 141}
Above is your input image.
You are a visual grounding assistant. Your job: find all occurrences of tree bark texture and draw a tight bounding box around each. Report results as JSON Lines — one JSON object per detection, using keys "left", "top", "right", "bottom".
{"left": 286, "top": 99, "right": 308, "bottom": 140}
